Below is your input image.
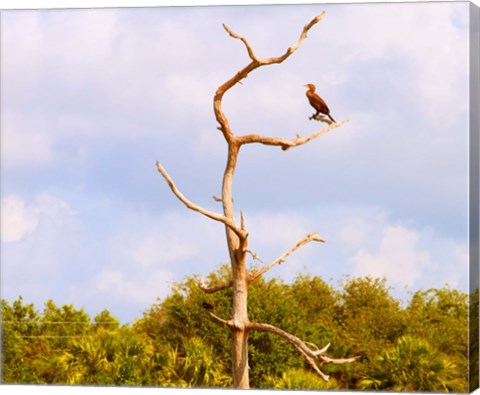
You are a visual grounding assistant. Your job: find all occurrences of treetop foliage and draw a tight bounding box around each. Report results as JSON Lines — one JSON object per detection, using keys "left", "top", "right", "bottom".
{"left": 1, "top": 267, "right": 473, "bottom": 391}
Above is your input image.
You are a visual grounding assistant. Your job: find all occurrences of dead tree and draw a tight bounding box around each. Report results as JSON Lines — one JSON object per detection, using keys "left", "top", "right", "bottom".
{"left": 156, "top": 12, "right": 357, "bottom": 389}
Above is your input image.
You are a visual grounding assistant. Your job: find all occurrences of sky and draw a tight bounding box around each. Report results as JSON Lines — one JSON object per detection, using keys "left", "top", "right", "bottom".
{"left": 0, "top": 1, "right": 473, "bottom": 324}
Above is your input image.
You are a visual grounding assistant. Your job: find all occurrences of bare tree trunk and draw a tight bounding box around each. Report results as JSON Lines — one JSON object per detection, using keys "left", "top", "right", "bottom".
{"left": 231, "top": 263, "right": 249, "bottom": 388}
{"left": 221, "top": 142, "right": 251, "bottom": 388}
{"left": 157, "top": 12, "right": 357, "bottom": 389}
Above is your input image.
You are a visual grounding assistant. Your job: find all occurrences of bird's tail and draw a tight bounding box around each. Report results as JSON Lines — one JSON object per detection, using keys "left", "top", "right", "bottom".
{"left": 328, "top": 113, "right": 336, "bottom": 123}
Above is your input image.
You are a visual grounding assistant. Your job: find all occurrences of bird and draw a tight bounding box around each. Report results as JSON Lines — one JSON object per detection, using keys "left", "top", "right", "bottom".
{"left": 304, "top": 83, "right": 336, "bottom": 123}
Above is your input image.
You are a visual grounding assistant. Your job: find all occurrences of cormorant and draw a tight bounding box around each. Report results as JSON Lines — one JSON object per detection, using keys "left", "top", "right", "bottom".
{"left": 304, "top": 83, "right": 336, "bottom": 123}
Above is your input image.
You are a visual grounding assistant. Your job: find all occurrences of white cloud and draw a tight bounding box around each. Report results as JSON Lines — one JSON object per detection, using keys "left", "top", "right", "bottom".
{"left": 338, "top": 214, "right": 382, "bottom": 249}
{"left": 1, "top": 193, "right": 75, "bottom": 242}
{"left": 109, "top": 229, "right": 199, "bottom": 275}
{"left": 351, "top": 225, "right": 435, "bottom": 288}
{"left": 1, "top": 196, "right": 39, "bottom": 242}
{"left": 77, "top": 209, "right": 323, "bottom": 315}
{"left": 335, "top": 2, "right": 468, "bottom": 122}
{"left": 452, "top": 243, "right": 468, "bottom": 269}
{"left": 1, "top": 193, "right": 78, "bottom": 307}
{"left": 33, "top": 193, "right": 76, "bottom": 219}
{"left": 133, "top": 235, "right": 197, "bottom": 269}
{"left": 336, "top": 210, "right": 469, "bottom": 293}
{"left": 67, "top": 210, "right": 224, "bottom": 317}
{"left": 248, "top": 212, "right": 311, "bottom": 244}
{"left": 434, "top": 240, "right": 469, "bottom": 288}
{"left": 86, "top": 267, "right": 175, "bottom": 307}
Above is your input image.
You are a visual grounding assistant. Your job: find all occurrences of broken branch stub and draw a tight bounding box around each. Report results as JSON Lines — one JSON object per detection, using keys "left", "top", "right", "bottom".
{"left": 198, "top": 275, "right": 233, "bottom": 294}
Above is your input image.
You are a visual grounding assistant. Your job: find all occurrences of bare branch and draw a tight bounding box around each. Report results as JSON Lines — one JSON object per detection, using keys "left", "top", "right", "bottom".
{"left": 309, "top": 114, "right": 335, "bottom": 124}
{"left": 214, "top": 13, "right": 326, "bottom": 141}
{"left": 222, "top": 12, "right": 326, "bottom": 66}
{"left": 201, "top": 301, "right": 234, "bottom": 327}
{"left": 222, "top": 23, "right": 260, "bottom": 63}
{"left": 198, "top": 275, "right": 233, "bottom": 294}
{"left": 216, "top": 13, "right": 345, "bottom": 155}
{"left": 249, "top": 233, "right": 325, "bottom": 283}
{"left": 156, "top": 161, "right": 247, "bottom": 240}
{"left": 246, "top": 249, "right": 264, "bottom": 264}
{"left": 295, "top": 346, "right": 331, "bottom": 382}
{"left": 262, "top": 12, "right": 326, "bottom": 65}
{"left": 205, "top": 310, "right": 235, "bottom": 328}
{"left": 319, "top": 355, "right": 360, "bottom": 364}
{"left": 307, "top": 341, "right": 331, "bottom": 356}
{"left": 248, "top": 321, "right": 356, "bottom": 381}
{"left": 304, "top": 340, "right": 359, "bottom": 363}
{"left": 238, "top": 118, "right": 349, "bottom": 151}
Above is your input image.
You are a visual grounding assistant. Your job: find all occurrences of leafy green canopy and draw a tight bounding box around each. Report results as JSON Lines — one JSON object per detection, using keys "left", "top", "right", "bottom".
{"left": 1, "top": 266, "right": 471, "bottom": 391}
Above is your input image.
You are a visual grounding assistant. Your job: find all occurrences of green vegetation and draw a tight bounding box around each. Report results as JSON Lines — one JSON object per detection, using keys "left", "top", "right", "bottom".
{"left": 1, "top": 266, "right": 472, "bottom": 391}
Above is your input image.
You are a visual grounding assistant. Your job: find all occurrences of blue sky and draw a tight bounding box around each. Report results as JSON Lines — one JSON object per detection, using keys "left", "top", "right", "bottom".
{"left": 1, "top": 2, "right": 471, "bottom": 323}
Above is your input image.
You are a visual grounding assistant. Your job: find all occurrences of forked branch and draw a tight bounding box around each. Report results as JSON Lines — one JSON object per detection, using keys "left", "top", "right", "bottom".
{"left": 156, "top": 161, "right": 247, "bottom": 240}
{"left": 248, "top": 322, "right": 358, "bottom": 381}
{"left": 223, "top": 24, "right": 260, "bottom": 63}
{"left": 249, "top": 233, "right": 325, "bottom": 283}
{"left": 223, "top": 12, "right": 326, "bottom": 66}
{"left": 214, "top": 12, "right": 327, "bottom": 143}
